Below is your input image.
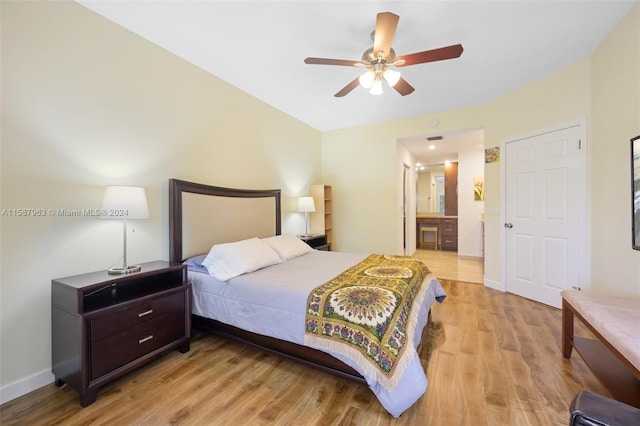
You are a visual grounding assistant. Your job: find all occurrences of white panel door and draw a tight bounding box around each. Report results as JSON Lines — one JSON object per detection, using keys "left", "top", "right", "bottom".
{"left": 505, "top": 124, "right": 585, "bottom": 308}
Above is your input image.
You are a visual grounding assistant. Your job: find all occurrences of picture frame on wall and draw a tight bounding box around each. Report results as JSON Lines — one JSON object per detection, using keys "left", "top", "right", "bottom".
{"left": 632, "top": 135, "right": 640, "bottom": 251}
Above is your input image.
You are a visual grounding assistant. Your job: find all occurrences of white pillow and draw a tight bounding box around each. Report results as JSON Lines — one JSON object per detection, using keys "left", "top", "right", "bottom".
{"left": 262, "top": 235, "right": 313, "bottom": 260}
{"left": 201, "top": 237, "right": 283, "bottom": 281}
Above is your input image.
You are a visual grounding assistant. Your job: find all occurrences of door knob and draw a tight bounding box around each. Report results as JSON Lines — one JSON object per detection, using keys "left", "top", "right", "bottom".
{"left": 504, "top": 223, "right": 513, "bottom": 228}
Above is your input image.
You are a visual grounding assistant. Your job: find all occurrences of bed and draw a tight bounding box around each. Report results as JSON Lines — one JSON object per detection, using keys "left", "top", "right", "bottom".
{"left": 168, "top": 178, "right": 446, "bottom": 417}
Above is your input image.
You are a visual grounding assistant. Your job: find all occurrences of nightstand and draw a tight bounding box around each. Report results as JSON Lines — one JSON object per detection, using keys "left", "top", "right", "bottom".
{"left": 299, "top": 234, "right": 330, "bottom": 251}
{"left": 51, "top": 261, "right": 191, "bottom": 406}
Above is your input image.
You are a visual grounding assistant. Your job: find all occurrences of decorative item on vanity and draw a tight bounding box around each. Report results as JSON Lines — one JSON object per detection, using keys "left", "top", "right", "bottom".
{"left": 297, "top": 196, "right": 316, "bottom": 237}
{"left": 100, "top": 186, "right": 149, "bottom": 274}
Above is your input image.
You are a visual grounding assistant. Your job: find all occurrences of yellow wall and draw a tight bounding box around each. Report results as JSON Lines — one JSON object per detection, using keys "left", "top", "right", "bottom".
{"left": 590, "top": 2, "right": 640, "bottom": 293}
{"left": 1, "top": 1, "right": 321, "bottom": 392}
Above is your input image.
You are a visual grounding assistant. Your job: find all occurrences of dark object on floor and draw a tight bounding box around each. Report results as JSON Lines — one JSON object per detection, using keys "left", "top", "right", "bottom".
{"left": 569, "top": 391, "right": 640, "bottom": 426}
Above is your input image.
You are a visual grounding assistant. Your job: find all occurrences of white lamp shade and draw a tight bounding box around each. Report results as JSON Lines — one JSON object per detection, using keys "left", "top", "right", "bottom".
{"left": 296, "top": 196, "right": 316, "bottom": 213}
{"left": 358, "top": 70, "right": 375, "bottom": 89}
{"left": 383, "top": 69, "right": 401, "bottom": 87}
{"left": 100, "top": 186, "right": 149, "bottom": 220}
{"left": 369, "top": 78, "right": 383, "bottom": 95}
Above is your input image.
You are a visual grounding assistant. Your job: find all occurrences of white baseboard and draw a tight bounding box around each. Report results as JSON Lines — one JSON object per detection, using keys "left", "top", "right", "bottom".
{"left": 484, "top": 276, "right": 505, "bottom": 292}
{"left": 0, "top": 369, "right": 54, "bottom": 405}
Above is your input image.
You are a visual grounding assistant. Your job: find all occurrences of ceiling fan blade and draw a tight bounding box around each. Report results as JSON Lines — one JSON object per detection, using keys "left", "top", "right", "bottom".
{"left": 373, "top": 12, "right": 399, "bottom": 58}
{"left": 304, "top": 57, "right": 363, "bottom": 67}
{"left": 334, "top": 77, "right": 361, "bottom": 97}
{"left": 395, "top": 44, "right": 464, "bottom": 67}
{"left": 393, "top": 77, "right": 415, "bottom": 96}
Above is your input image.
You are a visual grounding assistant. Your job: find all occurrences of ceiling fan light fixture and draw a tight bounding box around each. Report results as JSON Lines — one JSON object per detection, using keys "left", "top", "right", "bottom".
{"left": 359, "top": 70, "right": 375, "bottom": 89}
{"left": 382, "top": 69, "right": 401, "bottom": 87}
{"left": 369, "top": 78, "right": 384, "bottom": 95}
{"left": 304, "top": 12, "right": 463, "bottom": 98}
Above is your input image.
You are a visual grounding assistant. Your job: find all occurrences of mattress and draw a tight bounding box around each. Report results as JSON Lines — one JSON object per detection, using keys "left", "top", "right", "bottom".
{"left": 188, "top": 250, "right": 446, "bottom": 417}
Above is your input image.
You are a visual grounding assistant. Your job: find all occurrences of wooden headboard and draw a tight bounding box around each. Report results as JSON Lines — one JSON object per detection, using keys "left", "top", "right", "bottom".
{"left": 169, "top": 179, "right": 281, "bottom": 263}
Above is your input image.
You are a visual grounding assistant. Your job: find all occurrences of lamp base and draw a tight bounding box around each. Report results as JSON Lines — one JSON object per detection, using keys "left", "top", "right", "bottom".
{"left": 108, "top": 265, "right": 142, "bottom": 275}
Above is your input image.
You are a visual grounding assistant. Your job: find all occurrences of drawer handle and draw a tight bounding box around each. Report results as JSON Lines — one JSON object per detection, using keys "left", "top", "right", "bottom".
{"left": 139, "top": 335, "right": 154, "bottom": 344}
{"left": 138, "top": 309, "right": 153, "bottom": 318}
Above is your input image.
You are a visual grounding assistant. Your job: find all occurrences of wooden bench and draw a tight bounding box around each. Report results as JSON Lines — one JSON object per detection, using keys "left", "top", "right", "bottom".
{"left": 561, "top": 290, "right": 640, "bottom": 408}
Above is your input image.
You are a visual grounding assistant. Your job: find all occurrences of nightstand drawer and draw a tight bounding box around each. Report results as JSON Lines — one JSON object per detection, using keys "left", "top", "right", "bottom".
{"left": 90, "top": 292, "right": 184, "bottom": 342}
{"left": 91, "top": 312, "right": 184, "bottom": 379}
{"left": 299, "top": 234, "right": 329, "bottom": 250}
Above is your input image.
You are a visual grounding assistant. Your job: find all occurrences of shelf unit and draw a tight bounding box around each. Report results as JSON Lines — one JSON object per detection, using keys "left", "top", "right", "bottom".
{"left": 309, "top": 185, "right": 332, "bottom": 247}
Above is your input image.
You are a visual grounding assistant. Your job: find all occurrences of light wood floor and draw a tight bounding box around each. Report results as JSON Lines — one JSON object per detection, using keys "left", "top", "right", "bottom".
{"left": 412, "top": 249, "right": 484, "bottom": 284}
{"left": 1, "top": 277, "right": 607, "bottom": 425}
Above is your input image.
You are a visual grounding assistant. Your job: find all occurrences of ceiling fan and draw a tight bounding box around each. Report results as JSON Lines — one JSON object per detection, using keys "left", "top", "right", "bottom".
{"left": 304, "top": 12, "right": 463, "bottom": 97}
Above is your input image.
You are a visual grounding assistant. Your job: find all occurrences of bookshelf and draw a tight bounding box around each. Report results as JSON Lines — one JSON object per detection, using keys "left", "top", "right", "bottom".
{"left": 309, "top": 185, "right": 332, "bottom": 247}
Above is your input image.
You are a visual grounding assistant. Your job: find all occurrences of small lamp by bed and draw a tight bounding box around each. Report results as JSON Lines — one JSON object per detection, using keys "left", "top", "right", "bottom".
{"left": 297, "top": 196, "right": 315, "bottom": 237}
{"left": 100, "top": 186, "right": 149, "bottom": 275}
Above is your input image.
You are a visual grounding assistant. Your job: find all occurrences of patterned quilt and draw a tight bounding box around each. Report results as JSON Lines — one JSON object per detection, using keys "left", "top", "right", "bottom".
{"left": 304, "top": 254, "right": 433, "bottom": 391}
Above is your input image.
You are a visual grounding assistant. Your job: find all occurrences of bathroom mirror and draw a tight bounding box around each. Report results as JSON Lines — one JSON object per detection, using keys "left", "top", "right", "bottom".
{"left": 416, "top": 165, "right": 445, "bottom": 213}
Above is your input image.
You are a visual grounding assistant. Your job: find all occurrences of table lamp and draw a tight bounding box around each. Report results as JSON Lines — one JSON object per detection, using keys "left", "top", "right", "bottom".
{"left": 100, "top": 186, "right": 149, "bottom": 274}
{"left": 297, "top": 196, "right": 316, "bottom": 237}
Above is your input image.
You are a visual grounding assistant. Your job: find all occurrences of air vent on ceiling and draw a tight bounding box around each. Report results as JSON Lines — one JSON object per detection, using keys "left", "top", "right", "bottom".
{"left": 427, "top": 136, "right": 443, "bottom": 141}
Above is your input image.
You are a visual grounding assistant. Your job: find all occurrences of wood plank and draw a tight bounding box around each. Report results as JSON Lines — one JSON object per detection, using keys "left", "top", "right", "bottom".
{"left": 1, "top": 280, "right": 612, "bottom": 425}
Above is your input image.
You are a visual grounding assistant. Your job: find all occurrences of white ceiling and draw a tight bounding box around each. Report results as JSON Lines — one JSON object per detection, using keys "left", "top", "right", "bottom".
{"left": 400, "top": 127, "right": 486, "bottom": 167}
{"left": 77, "top": 0, "right": 635, "bottom": 162}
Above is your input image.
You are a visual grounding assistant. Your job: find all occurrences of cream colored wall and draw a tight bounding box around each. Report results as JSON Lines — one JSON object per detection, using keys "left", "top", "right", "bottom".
{"left": 321, "top": 122, "right": 402, "bottom": 253}
{"left": 589, "top": 2, "right": 640, "bottom": 294}
{"left": 457, "top": 150, "right": 485, "bottom": 258}
{"left": 0, "top": 1, "right": 321, "bottom": 396}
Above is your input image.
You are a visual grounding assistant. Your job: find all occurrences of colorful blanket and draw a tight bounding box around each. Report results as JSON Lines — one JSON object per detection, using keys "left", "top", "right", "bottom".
{"left": 304, "top": 254, "right": 432, "bottom": 391}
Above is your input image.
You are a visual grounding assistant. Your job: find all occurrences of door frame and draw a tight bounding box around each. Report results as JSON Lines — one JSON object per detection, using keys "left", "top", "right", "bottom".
{"left": 402, "top": 163, "right": 412, "bottom": 255}
{"left": 499, "top": 118, "right": 588, "bottom": 294}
